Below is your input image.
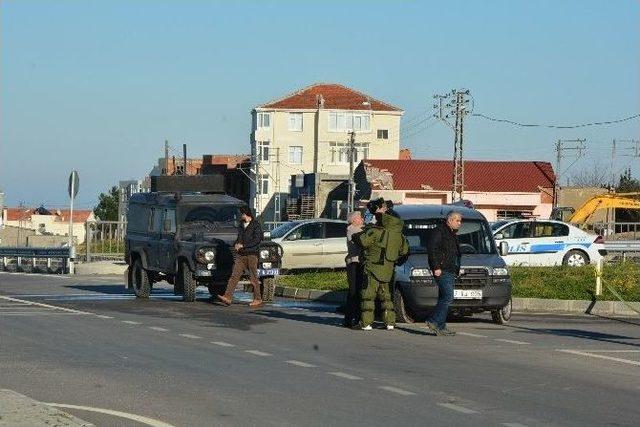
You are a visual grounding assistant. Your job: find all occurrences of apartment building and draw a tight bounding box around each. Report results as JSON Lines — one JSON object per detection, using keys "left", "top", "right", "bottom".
{"left": 250, "top": 83, "right": 403, "bottom": 222}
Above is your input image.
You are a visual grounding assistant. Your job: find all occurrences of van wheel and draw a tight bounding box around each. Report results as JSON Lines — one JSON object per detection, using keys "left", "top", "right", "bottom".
{"left": 563, "top": 250, "right": 589, "bottom": 267}
{"left": 491, "top": 298, "right": 512, "bottom": 324}
{"left": 261, "top": 278, "right": 276, "bottom": 303}
{"left": 131, "top": 259, "right": 151, "bottom": 299}
{"left": 178, "top": 261, "right": 196, "bottom": 302}
{"left": 393, "top": 286, "right": 415, "bottom": 324}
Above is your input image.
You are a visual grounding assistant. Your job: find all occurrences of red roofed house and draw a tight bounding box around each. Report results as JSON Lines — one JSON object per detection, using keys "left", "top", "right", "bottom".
{"left": 251, "top": 83, "right": 404, "bottom": 222}
{"left": 356, "top": 159, "right": 556, "bottom": 221}
{"left": 2, "top": 207, "right": 95, "bottom": 243}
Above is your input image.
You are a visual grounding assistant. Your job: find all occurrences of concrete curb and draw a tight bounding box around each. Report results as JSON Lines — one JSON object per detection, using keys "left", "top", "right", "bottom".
{"left": 74, "top": 261, "right": 128, "bottom": 276}
{"left": 0, "top": 389, "right": 93, "bottom": 426}
{"left": 274, "top": 285, "right": 639, "bottom": 317}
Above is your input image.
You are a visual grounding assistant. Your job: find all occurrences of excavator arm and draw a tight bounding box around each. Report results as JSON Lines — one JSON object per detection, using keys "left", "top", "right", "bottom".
{"left": 569, "top": 194, "right": 640, "bottom": 223}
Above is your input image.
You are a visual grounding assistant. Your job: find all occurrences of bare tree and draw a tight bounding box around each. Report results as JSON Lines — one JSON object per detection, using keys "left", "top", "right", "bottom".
{"left": 569, "top": 162, "right": 611, "bottom": 188}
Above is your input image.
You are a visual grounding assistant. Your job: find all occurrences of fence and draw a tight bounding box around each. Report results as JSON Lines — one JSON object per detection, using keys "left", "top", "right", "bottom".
{"left": 0, "top": 247, "right": 70, "bottom": 273}
{"left": 82, "top": 220, "right": 126, "bottom": 262}
{"left": 583, "top": 222, "right": 640, "bottom": 240}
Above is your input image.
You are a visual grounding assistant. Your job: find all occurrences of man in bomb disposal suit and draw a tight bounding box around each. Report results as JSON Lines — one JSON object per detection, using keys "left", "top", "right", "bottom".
{"left": 353, "top": 199, "right": 409, "bottom": 330}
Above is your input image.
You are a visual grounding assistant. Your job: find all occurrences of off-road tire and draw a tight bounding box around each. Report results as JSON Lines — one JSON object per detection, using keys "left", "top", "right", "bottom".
{"left": 491, "top": 298, "right": 512, "bottom": 324}
{"left": 261, "top": 278, "right": 276, "bottom": 303}
{"left": 131, "top": 259, "right": 151, "bottom": 299}
{"left": 179, "top": 261, "right": 196, "bottom": 302}
{"left": 562, "top": 250, "right": 589, "bottom": 267}
{"left": 393, "top": 286, "right": 415, "bottom": 324}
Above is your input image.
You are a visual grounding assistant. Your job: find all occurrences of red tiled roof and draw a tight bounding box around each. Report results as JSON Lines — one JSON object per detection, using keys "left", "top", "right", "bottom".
{"left": 4, "top": 208, "right": 93, "bottom": 223}
{"left": 57, "top": 210, "right": 93, "bottom": 223}
{"left": 5, "top": 208, "right": 34, "bottom": 221}
{"left": 259, "top": 83, "right": 402, "bottom": 112}
{"left": 364, "top": 160, "right": 556, "bottom": 193}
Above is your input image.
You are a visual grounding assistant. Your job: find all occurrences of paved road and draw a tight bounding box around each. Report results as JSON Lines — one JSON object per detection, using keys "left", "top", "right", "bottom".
{"left": 1, "top": 272, "right": 639, "bottom": 427}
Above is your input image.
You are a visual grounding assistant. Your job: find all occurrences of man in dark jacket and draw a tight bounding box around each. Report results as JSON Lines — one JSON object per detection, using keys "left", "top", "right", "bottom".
{"left": 218, "top": 206, "right": 264, "bottom": 307}
{"left": 425, "top": 210, "right": 462, "bottom": 336}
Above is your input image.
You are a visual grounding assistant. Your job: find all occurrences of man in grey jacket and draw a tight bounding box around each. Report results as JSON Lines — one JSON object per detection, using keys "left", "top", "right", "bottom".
{"left": 344, "top": 211, "right": 364, "bottom": 327}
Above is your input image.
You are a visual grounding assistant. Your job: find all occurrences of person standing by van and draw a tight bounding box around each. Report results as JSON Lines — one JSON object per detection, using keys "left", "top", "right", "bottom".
{"left": 344, "top": 211, "right": 364, "bottom": 328}
{"left": 218, "top": 207, "right": 263, "bottom": 308}
{"left": 425, "top": 211, "right": 462, "bottom": 336}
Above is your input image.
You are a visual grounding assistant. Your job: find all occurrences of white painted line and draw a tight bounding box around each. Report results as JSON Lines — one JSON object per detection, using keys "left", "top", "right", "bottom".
{"left": 557, "top": 349, "right": 640, "bottom": 366}
{"left": 0, "top": 311, "right": 83, "bottom": 316}
{"left": 458, "top": 332, "right": 488, "bottom": 338}
{"left": 179, "top": 334, "right": 202, "bottom": 339}
{"left": 495, "top": 339, "right": 530, "bottom": 345}
{"left": 437, "top": 403, "right": 479, "bottom": 414}
{"left": 46, "top": 403, "right": 175, "bottom": 427}
{"left": 286, "top": 360, "right": 317, "bottom": 368}
{"left": 149, "top": 326, "right": 169, "bottom": 332}
{"left": 245, "top": 350, "right": 272, "bottom": 357}
{"left": 0, "top": 295, "right": 92, "bottom": 315}
{"left": 211, "top": 341, "right": 235, "bottom": 347}
{"left": 502, "top": 423, "right": 529, "bottom": 427}
{"left": 327, "top": 371, "right": 363, "bottom": 380}
{"left": 122, "top": 320, "right": 142, "bottom": 325}
{"left": 95, "top": 315, "right": 114, "bottom": 319}
{"left": 564, "top": 349, "right": 640, "bottom": 353}
{"left": 378, "top": 386, "right": 416, "bottom": 396}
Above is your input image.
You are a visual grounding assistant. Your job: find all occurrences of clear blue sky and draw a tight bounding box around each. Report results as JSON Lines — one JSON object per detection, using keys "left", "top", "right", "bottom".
{"left": 1, "top": 0, "right": 639, "bottom": 209}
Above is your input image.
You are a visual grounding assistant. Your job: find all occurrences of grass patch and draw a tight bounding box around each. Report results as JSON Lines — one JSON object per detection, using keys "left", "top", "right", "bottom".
{"left": 278, "top": 263, "right": 640, "bottom": 301}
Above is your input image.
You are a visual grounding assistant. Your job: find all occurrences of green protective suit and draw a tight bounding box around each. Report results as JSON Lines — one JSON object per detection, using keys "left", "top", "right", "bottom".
{"left": 355, "top": 213, "right": 409, "bottom": 327}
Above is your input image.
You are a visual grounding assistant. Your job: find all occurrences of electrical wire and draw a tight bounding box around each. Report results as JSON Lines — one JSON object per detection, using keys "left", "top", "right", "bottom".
{"left": 472, "top": 113, "right": 640, "bottom": 129}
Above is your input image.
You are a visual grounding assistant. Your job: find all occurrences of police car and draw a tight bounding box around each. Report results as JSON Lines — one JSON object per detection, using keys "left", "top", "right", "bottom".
{"left": 491, "top": 219, "right": 606, "bottom": 266}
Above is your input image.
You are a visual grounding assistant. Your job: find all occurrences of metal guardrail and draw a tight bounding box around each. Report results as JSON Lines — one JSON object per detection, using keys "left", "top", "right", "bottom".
{"left": 0, "top": 247, "right": 70, "bottom": 273}
{"left": 603, "top": 241, "right": 640, "bottom": 252}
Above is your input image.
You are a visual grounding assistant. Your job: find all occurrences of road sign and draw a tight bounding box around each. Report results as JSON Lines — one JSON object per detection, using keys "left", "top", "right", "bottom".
{"left": 68, "top": 171, "right": 79, "bottom": 198}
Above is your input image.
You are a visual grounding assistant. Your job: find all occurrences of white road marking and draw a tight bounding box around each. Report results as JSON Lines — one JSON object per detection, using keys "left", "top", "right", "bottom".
{"left": 327, "top": 372, "right": 363, "bottom": 380}
{"left": 557, "top": 349, "right": 640, "bottom": 366}
{"left": 45, "top": 403, "right": 175, "bottom": 427}
{"left": 565, "top": 349, "right": 640, "bottom": 353}
{"left": 211, "top": 341, "right": 235, "bottom": 347}
{"left": 0, "top": 295, "right": 91, "bottom": 315}
{"left": 378, "top": 386, "right": 416, "bottom": 396}
{"left": 495, "top": 339, "right": 530, "bottom": 345}
{"left": 437, "top": 403, "right": 479, "bottom": 414}
{"left": 458, "top": 332, "right": 488, "bottom": 338}
{"left": 122, "top": 320, "right": 141, "bottom": 325}
{"left": 245, "top": 350, "right": 272, "bottom": 357}
{"left": 179, "top": 334, "right": 202, "bottom": 339}
{"left": 149, "top": 326, "right": 169, "bottom": 332}
{"left": 502, "top": 423, "right": 529, "bottom": 427}
{"left": 286, "top": 360, "right": 317, "bottom": 368}
{"left": 95, "top": 315, "right": 114, "bottom": 319}
{"left": 0, "top": 311, "right": 83, "bottom": 316}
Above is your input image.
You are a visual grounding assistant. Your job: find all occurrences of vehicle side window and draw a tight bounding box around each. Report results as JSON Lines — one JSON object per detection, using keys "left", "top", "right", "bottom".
{"left": 163, "top": 209, "right": 176, "bottom": 233}
{"left": 500, "top": 222, "right": 532, "bottom": 239}
{"left": 127, "top": 204, "right": 150, "bottom": 232}
{"left": 534, "top": 222, "right": 569, "bottom": 238}
{"left": 325, "top": 222, "right": 347, "bottom": 238}
{"left": 286, "top": 223, "right": 323, "bottom": 241}
{"left": 150, "top": 208, "right": 163, "bottom": 232}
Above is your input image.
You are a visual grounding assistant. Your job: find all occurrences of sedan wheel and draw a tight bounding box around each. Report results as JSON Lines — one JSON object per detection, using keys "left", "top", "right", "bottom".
{"left": 563, "top": 250, "right": 588, "bottom": 267}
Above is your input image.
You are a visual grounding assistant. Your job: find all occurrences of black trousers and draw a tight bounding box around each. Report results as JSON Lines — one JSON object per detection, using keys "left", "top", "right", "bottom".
{"left": 345, "top": 262, "right": 363, "bottom": 324}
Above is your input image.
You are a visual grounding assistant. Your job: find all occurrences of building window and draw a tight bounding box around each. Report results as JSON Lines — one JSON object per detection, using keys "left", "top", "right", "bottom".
{"left": 256, "top": 141, "right": 270, "bottom": 164}
{"left": 497, "top": 210, "right": 533, "bottom": 220}
{"left": 329, "top": 142, "right": 369, "bottom": 165}
{"left": 328, "top": 112, "right": 371, "bottom": 132}
{"left": 289, "top": 146, "right": 303, "bottom": 164}
{"left": 289, "top": 113, "right": 303, "bottom": 131}
{"left": 257, "top": 176, "right": 270, "bottom": 195}
{"left": 377, "top": 129, "right": 389, "bottom": 140}
{"left": 257, "top": 112, "right": 271, "bottom": 129}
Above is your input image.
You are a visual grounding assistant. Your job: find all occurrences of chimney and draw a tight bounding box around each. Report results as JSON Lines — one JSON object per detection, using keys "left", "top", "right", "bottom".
{"left": 316, "top": 94, "right": 325, "bottom": 109}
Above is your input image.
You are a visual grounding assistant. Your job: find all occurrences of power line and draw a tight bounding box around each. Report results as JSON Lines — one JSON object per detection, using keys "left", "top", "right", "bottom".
{"left": 472, "top": 112, "right": 640, "bottom": 129}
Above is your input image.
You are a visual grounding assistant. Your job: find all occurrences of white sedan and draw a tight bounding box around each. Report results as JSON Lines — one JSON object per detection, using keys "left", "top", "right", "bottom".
{"left": 267, "top": 219, "right": 348, "bottom": 270}
{"left": 491, "top": 219, "right": 606, "bottom": 266}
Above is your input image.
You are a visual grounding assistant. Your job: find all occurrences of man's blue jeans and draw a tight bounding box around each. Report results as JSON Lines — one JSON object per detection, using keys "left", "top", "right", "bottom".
{"left": 428, "top": 272, "right": 455, "bottom": 329}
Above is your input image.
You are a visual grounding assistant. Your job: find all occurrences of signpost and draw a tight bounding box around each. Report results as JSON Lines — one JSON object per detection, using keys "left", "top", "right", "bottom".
{"left": 68, "top": 171, "right": 79, "bottom": 274}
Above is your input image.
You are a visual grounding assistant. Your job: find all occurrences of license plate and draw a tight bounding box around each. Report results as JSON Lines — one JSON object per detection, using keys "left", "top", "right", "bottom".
{"left": 454, "top": 289, "right": 482, "bottom": 299}
{"left": 258, "top": 268, "right": 279, "bottom": 276}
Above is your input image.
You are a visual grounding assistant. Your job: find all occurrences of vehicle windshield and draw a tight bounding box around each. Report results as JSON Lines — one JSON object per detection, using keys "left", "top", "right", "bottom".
{"left": 270, "top": 221, "right": 301, "bottom": 239}
{"left": 490, "top": 220, "right": 511, "bottom": 231}
{"left": 404, "top": 218, "right": 496, "bottom": 255}
{"left": 178, "top": 205, "right": 241, "bottom": 227}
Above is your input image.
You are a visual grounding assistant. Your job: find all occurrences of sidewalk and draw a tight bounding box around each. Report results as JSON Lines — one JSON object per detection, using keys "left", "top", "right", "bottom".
{"left": 0, "top": 389, "right": 93, "bottom": 427}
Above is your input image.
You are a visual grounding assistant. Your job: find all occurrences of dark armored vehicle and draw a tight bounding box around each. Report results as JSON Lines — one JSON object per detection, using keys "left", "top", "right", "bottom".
{"left": 124, "top": 192, "right": 281, "bottom": 302}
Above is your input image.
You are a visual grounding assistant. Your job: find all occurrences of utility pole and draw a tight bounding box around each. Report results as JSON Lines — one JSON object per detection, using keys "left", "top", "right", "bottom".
{"left": 554, "top": 138, "right": 587, "bottom": 206}
{"left": 164, "top": 140, "right": 169, "bottom": 175}
{"left": 611, "top": 139, "right": 617, "bottom": 188}
{"left": 434, "top": 89, "right": 470, "bottom": 202}
{"left": 347, "top": 131, "right": 356, "bottom": 215}
{"left": 182, "top": 143, "right": 188, "bottom": 176}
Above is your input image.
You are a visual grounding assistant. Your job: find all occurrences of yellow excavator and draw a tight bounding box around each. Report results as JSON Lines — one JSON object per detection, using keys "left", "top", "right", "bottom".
{"left": 551, "top": 192, "right": 640, "bottom": 223}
